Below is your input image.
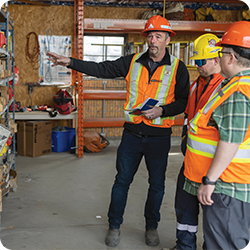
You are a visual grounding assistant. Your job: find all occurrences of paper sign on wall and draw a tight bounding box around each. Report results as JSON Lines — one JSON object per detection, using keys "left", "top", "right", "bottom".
{"left": 39, "top": 35, "right": 72, "bottom": 85}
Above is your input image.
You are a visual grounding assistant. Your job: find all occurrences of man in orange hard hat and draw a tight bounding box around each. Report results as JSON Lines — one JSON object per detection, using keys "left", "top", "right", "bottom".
{"left": 47, "top": 15, "right": 190, "bottom": 247}
{"left": 183, "top": 21, "right": 250, "bottom": 249}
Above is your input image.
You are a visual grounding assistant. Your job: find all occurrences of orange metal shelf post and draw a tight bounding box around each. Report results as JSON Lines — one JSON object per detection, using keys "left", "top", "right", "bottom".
{"left": 74, "top": 0, "right": 84, "bottom": 157}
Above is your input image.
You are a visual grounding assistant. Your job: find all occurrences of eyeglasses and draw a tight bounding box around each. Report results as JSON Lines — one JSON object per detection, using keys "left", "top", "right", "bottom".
{"left": 218, "top": 51, "right": 231, "bottom": 58}
{"left": 218, "top": 51, "right": 238, "bottom": 60}
{"left": 194, "top": 59, "right": 208, "bottom": 67}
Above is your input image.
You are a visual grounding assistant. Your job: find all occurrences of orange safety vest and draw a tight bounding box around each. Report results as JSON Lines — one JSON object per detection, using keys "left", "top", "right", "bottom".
{"left": 124, "top": 53, "right": 179, "bottom": 128}
{"left": 186, "top": 73, "right": 224, "bottom": 125}
{"left": 184, "top": 75, "right": 250, "bottom": 184}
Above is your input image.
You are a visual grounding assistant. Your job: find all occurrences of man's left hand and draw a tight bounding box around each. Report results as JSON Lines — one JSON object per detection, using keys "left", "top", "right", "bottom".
{"left": 197, "top": 184, "right": 215, "bottom": 206}
{"left": 142, "top": 106, "right": 163, "bottom": 119}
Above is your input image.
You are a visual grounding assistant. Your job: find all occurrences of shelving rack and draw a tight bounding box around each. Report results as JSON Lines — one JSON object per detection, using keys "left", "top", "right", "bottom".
{"left": 73, "top": 0, "right": 236, "bottom": 157}
{"left": 0, "top": 8, "right": 15, "bottom": 228}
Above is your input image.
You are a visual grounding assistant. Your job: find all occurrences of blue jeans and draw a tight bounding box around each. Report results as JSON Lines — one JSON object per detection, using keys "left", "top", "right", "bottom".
{"left": 108, "top": 129, "right": 171, "bottom": 229}
{"left": 175, "top": 164, "right": 199, "bottom": 250}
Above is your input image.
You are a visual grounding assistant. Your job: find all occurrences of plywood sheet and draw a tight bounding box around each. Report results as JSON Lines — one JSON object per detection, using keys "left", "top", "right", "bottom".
{"left": 8, "top": 5, "right": 74, "bottom": 107}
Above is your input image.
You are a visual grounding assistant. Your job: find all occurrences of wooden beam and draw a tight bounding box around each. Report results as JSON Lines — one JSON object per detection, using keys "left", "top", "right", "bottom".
{"left": 14, "top": 0, "right": 51, "bottom": 6}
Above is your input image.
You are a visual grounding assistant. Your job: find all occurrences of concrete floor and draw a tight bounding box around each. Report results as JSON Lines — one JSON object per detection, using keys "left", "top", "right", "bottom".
{"left": 1, "top": 137, "right": 204, "bottom": 250}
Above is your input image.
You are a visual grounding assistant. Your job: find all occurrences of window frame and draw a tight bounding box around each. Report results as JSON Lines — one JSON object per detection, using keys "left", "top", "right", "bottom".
{"left": 83, "top": 33, "right": 127, "bottom": 62}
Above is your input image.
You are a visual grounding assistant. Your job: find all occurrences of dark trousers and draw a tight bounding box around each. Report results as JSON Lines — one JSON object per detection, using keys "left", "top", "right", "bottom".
{"left": 202, "top": 193, "right": 250, "bottom": 250}
{"left": 107, "top": 129, "right": 171, "bottom": 229}
{"left": 175, "top": 164, "right": 200, "bottom": 250}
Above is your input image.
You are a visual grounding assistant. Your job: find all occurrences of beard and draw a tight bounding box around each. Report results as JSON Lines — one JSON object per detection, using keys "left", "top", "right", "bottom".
{"left": 198, "top": 69, "right": 209, "bottom": 78}
{"left": 149, "top": 46, "right": 159, "bottom": 56}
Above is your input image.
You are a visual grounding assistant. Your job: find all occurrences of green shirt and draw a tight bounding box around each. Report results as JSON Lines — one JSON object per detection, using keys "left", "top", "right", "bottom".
{"left": 184, "top": 178, "right": 250, "bottom": 203}
{"left": 213, "top": 70, "right": 250, "bottom": 143}
{"left": 184, "top": 70, "right": 250, "bottom": 203}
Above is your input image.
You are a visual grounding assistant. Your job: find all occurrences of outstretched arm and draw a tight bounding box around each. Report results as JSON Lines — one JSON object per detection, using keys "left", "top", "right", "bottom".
{"left": 46, "top": 52, "right": 71, "bottom": 67}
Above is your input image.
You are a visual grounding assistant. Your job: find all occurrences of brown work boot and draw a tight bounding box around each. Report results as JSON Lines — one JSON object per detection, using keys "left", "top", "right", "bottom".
{"left": 145, "top": 228, "right": 160, "bottom": 246}
{"left": 105, "top": 228, "right": 120, "bottom": 247}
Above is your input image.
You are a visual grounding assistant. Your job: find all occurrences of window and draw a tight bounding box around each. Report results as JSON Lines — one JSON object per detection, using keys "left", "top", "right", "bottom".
{"left": 83, "top": 35, "right": 125, "bottom": 62}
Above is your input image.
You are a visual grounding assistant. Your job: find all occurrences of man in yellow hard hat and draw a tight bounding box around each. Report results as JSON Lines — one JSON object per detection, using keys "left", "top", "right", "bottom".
{"left": 184, "top": 21, "right": 250, "bottom": 249}
{"left": 47, "top": 15, "right": 190, "bottom": 247}
{"left": 163, "top": 33, "right": 224, "bottom": 250}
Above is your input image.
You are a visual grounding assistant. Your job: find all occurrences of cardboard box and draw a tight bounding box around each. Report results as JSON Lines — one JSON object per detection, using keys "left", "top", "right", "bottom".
{"left": 17, "top": 121, "right": 26, "bottom": 156}
{"left": 0, "top": 86, "right": 8, "bottom": 100}
{"left": 9, "top": 119, "right": 17, "bottom": 134}
{"left": 26, "top": 121, "right": 52, "bottom": 157}
{"left": 17, "top": 121, "right": 52, "bottom": 157}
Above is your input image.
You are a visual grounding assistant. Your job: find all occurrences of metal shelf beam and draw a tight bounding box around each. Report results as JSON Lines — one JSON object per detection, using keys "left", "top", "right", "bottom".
{"left": 84, "top": 18, "right": 234, "bottom": 35}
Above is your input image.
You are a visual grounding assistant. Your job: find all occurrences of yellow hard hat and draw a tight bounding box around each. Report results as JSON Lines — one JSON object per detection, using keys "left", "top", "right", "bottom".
{"left": 190, "top": 33, "right": 221, "bottom": 60}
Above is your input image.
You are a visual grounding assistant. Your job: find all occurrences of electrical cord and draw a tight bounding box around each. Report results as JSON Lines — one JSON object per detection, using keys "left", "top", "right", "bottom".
{"left": 25, "top": 32, "right": 40, "bottom": 69}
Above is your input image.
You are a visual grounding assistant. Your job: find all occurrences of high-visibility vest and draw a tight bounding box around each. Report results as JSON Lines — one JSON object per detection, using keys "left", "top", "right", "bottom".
{"left": 184, "top": 75, "right": 250, "bottom": 184}
{"left": 124, "top": 53, "right": 179, "bottom": 128}
{"left": 186, "top": 73, "right": 224, "bottom": 125}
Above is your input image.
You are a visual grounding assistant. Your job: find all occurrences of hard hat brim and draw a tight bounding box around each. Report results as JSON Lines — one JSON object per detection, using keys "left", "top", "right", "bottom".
{"left": 140, "top": 29, "right": 176, "bottom": 37}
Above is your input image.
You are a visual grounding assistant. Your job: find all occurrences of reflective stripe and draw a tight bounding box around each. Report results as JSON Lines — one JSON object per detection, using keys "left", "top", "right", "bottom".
{"left": 124, "top": 110, "right": 133, "bottom": 122}
{"left": 177, "top": 222, "right": 197, "bottom": 233}
{"left": 154, "top": 116, "right": 161, "bottom": 125}
{"left": 152, "top": 55, "right": 177, "bottom": 125}
{"left": 239, "top": 77, "right": 250, "bottom": 84}
{"left": 155, "top": 55, "right": 177, "bottom": 105}
{"left": 161, "top": 25, "right": 172, "bottom": 29}
{"left": 202, "top": 80, "right": 238, "bottom": 115}
{"left": 190, "top": 79, "right": 236, "bottom": 134}
{"left": 189, "top": 81, "right": 197, "bottom": 99}
{"left": 184, "top": 118, "right": 188, "bottom": 126}
{"left": 124, "top": 54, "right": 178, "bottom": 125}
{"left": 188, "top": 133, "right": 250, "bottom": 160}
{"left": 125, "top": 53, "right": 142, "bottom": 111}
{"left": 187, "top": 134, "right": 217, "bottom": 159}
{"left": 207, "top": 82, "right": 223, "bottom": 102}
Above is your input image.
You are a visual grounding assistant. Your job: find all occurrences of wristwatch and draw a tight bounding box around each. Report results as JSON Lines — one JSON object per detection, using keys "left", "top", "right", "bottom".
{"left": 202, "top": 176, "right": 217, "bottom": 185}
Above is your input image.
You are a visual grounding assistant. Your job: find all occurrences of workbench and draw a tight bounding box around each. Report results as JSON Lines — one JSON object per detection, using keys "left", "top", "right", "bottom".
{"left": 11, "top": 111, "right": 77, "bottom": 121}
{"left": 11, "top": 111, "right": 78, "bottom": 154}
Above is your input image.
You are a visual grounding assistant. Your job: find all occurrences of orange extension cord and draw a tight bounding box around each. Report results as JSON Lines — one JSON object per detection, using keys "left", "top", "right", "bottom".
{"left": 25, "top": 31, "right": 40, "bottom": 69}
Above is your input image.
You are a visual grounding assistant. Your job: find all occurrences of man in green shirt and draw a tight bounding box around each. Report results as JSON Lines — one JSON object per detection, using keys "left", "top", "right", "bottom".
{"left": 183, "top": 21, "right": 250, "bottom": 250}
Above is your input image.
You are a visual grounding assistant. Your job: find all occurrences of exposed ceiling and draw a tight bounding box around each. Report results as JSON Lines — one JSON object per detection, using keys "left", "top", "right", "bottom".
{"left": 9, "top": 0, "right": 244, "bottom": 6}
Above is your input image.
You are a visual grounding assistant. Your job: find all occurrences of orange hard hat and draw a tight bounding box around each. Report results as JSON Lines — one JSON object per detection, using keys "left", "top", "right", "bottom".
{"left": 216, "top": 21, "right": 250, "bottom": 48}
{"left": 140, "top": 15, "right": 176, "bottom": 37}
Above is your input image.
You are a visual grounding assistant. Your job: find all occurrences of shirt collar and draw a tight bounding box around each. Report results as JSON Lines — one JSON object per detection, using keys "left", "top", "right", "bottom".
{"left": 136, "top": 48, "right": 171, "bottom": 66}
{"left": 222, "top": 69, "right": 250, "bottom": 87}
